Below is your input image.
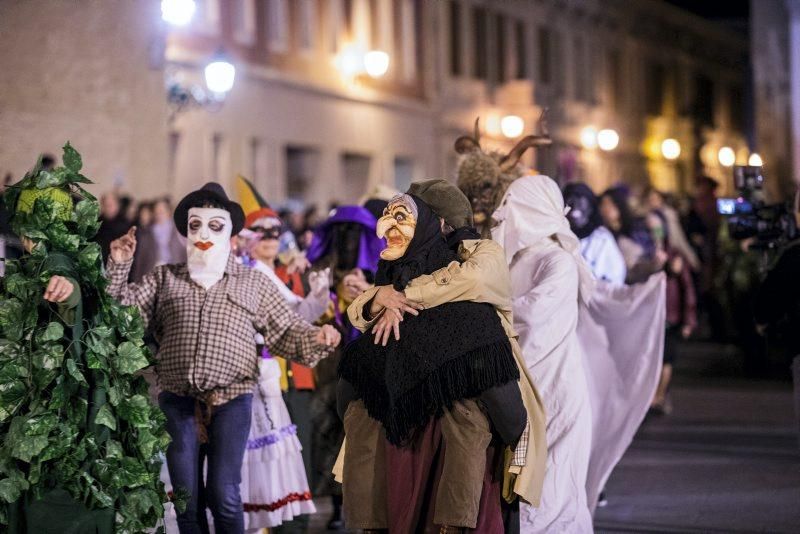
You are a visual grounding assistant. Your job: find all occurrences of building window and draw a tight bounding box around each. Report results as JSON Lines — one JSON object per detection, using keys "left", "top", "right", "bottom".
{"left": 473, "top": 6, "right": 488, "bottom": 80}
{"left": 573, "top": 35, "right": 585, "bottom": 101}
{"left": 538, "top": 27, "right": 551, "bottom": 85}
{"left": 268, "top": 0, "right": 289, "bottom": 53}
{"left": 495, "top": 13, "right": 506, "bottom": 84}
{"left": 515, "top": 20, "right": 526, "bottom": 80}
{"left": 341, "top": 153, "right": 372, "bottom": 204}
{"left": 607, "top": 49, "right": 622, "bottom": 111}
{"left": 232, "top": 0, "right": 256, "bottom": 46}
{"left": 327, "top": 0, "right": 344, "bottom": 54}
{"left": 645, "top": 61, "right": 666, "bottom": 115}
{"left": 400, "top": 0, "right": 416, "bottom": 83}
{"left": 286, "top": 146, "right": 320, "bottom": 202}
{"left": 729, "top": 84, "right": 744, "bottom": 132}
{"left": 551, "top": 30, "right": 565, "bottom": 95}
{"left": 297, "top": 0, "right": 316, "bottom": 52}
{"left": 211, "top": 133, "right": 224, "bottom": 182}
{"left": 449, "top": 0, "right": 462, "bottom": 76}
{"left": 394, "top": 157, "right": 414, "bottom": 192}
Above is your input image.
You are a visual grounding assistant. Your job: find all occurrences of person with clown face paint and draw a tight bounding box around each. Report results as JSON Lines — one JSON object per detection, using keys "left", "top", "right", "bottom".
{"left": 106, "top": 183, "right": 341, "bottom": 534}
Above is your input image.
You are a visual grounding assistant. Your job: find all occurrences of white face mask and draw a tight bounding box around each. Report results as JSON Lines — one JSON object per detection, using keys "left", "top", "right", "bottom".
{"left": 186, "top": 207, "right": 232, "bottom": 289}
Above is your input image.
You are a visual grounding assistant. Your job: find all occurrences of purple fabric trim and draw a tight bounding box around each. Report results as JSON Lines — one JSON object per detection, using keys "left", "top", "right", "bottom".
{"left": 305, "top": 206, "right": 383, "bottom": 273}
{"left": 246, "top": 424, "right": 298, "bottom": 450}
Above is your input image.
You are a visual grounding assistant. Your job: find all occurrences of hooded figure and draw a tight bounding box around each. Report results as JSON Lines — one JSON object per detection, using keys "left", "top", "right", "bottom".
{"left": 563, "top": 183, "right": 627, "bottom": 285}
{"left": 492, "top": 175, "right": 595, "bottom": 533}
{"left": 337, "top": 194, "right": 525, "bottom": 532}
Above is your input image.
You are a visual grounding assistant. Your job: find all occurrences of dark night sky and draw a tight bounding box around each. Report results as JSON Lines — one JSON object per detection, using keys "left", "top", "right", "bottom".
{"left": 660, "top": 0, "right": 749, "bottom": 35}
{"left": 660, "top": 0, "right": 750, "bottom": 20}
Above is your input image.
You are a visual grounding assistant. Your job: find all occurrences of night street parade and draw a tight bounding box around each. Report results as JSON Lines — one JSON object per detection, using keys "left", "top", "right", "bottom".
{"left": 1, "top": 0, "right": 799, "bottom": 532}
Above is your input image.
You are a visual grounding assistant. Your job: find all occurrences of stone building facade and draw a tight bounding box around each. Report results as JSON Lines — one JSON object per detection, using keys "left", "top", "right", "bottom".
{"left": 1, "top": 0, "right": 759, "bottom": 204}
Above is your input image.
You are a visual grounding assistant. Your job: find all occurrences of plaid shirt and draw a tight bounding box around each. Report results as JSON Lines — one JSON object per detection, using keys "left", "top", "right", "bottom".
{"left": 106, "top": 255, "right": 333, "bottom": 405}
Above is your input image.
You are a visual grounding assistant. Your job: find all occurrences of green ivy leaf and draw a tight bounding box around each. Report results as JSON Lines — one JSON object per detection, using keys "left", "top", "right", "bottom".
{"left": 35, "top": 322, "right": 64, "bottom": 344}
{"left": 0, "top": 473, "right": 29, "bottom": 503}
{"left": 115, "top": 342, "right": 149, "bottom": 375}
{"left": 105, "top": 439, "right": 124, "bottom": 459}
{"left": 65, "top": 358, "right": 87, "bottom": 385}
{"left": 0, "top": 299, "right": 25, "bottom": 342}
{"left": 35, "top": 169, "right": 68, "bottom": 189}
{"left": 0, "top": 361, "right": 28, "bottom": 422}
{"left": 118, "top": 395, "right": 151, "bottom": 428}
{"left": 3, "top": 273, "right": 35, "bottom": 300}
{"left": 62, "top": 142, "right": 82, "bottom": 172}
{"left": 7, "top": 415, "right": 56, "bottom": 462}
{"left": 94, "top": 404, "right": 116, "bottom": 430}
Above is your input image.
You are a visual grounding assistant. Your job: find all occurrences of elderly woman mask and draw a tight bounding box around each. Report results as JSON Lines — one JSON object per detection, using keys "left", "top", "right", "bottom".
{"left": 377, "top": 194, "right": 418, "bottom": 260}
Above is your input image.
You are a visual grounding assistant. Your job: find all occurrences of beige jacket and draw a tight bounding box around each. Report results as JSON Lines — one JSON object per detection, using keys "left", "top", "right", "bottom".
{"left": 338, "top": 239, "right": 547, "bottom": 506}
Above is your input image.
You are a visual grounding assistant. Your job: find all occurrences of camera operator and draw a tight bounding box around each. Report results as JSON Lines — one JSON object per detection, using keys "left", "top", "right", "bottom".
{"left": 753, "top": 191, "right": 800, "bottom": 441}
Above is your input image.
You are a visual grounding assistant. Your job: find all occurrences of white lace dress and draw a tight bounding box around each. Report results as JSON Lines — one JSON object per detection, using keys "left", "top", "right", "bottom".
{"left": 241, "top": 356, "right": 316, "bottom": 530}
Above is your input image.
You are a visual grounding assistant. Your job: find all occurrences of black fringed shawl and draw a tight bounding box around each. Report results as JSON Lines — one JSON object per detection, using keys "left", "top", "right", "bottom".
{"left": 339, "top": 196, "right": 518, "bottom": 445}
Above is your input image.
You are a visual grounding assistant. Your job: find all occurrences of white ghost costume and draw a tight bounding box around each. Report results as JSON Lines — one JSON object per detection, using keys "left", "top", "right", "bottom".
{"left": 492, "top": 175, "right": 595, "bottom": 533}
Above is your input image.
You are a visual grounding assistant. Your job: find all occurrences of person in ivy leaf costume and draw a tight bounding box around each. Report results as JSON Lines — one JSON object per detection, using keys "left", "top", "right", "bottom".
{"left": 0, "top": 143, "right": 171, "bottom": 533}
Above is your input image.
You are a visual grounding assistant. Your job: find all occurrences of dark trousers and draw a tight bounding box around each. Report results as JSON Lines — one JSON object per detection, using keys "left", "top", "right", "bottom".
{"left": 159, "top": 392, "right": 253, "bottom": 534}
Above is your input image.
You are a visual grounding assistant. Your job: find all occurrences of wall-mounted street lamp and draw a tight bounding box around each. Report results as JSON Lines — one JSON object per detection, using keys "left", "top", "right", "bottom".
{"left": 597, "top": 129, "right": 619, "bottom": 152}
{"left": 500, "top": 115, "right": 525, "bottom": 139}
{"left": 661, "top": 138, "right": 681, "bottom": 160}
{"left": 167, "top": 50, "right": 235, "bottom": 120}
{"left": 364, "top": 50, "right": 390, "bottom": 78}
{"left": 336, "top": 45, "right": 391, "bottom": 79}
{"left": 161, "top": 0, "right": 196, "bottom": 26}
{"left": 580, "top": 126, "right": 598, "bottom": 149}
{"left": 718, "top": 146, "right": 736, "bottom": 167}
{"left": 748, "top": 153, "right": 763, "bottom": 167}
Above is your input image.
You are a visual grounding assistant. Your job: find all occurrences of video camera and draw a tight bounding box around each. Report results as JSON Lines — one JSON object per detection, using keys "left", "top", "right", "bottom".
{"left": 717, "top": 166, "right": 797, "bottom": 249}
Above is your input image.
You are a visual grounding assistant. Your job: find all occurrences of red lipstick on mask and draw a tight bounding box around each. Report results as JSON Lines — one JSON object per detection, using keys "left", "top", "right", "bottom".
{"left": 194, "top": 241, "right": 214, "bottom": 251}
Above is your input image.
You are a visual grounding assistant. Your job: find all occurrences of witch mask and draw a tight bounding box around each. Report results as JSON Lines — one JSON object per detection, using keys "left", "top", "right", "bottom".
{"left": 377, "top": 194, "right": 418, "bottom": 261}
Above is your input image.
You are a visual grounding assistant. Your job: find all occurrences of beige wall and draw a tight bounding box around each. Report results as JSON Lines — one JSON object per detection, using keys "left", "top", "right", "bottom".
{"left": 0, "top": 0, "right": 169, "bottom": 197}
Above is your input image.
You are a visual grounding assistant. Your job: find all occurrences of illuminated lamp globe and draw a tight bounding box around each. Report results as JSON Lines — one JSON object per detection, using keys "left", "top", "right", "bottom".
{"left": 597, "top": 129, "right": 620, "bottom": 151}
{"left": 336, "top": 44, "right": 364, "bottom": 77}
{"left": 748, "top": 153, "right": 763, "bottom": 167}
{"left": 580, "top": 126, "right": 598, "bottom": 149}
{"left": 500, "top": 115, "right": 525, "bottom": 138}
{"left": 661, "top": 138, "right": 681, "bottom": 160}
{"left": 205, "top": 57, "right": 236, "bottom": 94}
{"left": 161, "top": 0, "right": 196, "bottom": 26}
{"left": 718, "top": 146, "right": 735, "bottom": 167}
{"left": 364, "top": 50, "right": 390, "bottom": 78}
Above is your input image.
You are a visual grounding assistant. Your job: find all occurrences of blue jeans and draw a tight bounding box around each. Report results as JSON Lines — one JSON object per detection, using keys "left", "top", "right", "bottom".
{"left": 159, "top": 392, "right": 253, "bottom": 534}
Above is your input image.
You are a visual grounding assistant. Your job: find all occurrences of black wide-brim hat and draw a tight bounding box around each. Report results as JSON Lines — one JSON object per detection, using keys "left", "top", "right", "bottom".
{"left": 173, "top": 182, "right": 245, "bottom": 237}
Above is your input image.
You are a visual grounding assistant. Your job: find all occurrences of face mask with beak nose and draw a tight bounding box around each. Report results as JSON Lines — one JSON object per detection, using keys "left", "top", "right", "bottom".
{"left": 186, "top": 207, "right": 233, "bottom": 289}
{"left": 377, "top": 194, "right": 418, "bottom": 261}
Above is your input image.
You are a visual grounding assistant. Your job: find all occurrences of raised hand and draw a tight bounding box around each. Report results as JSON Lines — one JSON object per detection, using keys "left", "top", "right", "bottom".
{"left": 110, "top": 226, "right": 137, "bottom": 263}
{"left": 43, "top": 275, "right": 75, "bottom": 303}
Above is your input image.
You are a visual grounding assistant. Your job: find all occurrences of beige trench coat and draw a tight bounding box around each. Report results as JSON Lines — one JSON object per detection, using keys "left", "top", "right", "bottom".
{"left": 333, "top": 239, "right": 547, "bottom": 507}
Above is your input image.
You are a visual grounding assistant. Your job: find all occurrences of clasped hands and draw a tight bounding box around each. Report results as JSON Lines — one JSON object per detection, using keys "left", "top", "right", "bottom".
{"left": 370, "top": 285, "right": 423, "bottom": 346}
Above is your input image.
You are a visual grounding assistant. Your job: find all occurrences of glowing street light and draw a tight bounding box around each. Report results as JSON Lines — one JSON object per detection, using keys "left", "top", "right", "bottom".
{"left": 661, "top": 138, "right": 681, "bottom": 160}
{"left": 204, "top": 54, "right": 236, "bottom": 94}
{"left": 748, "top": 153, "right": 763, "bottom": 167}
{"left": 336, "top": 44, "right": 365, "bottom": 77}
{"left": 500, "top": 115, "right": 525, "bottom": 138}
{"left": 161, "top": 0, "right": 196, "bottom": 26}
{"left": 580, "top": 126, "right": 598, "bottom": 149}
{"left": 364, "top": 50, "right": 390, "bottom": 78}
{"left": 718, "top": 146, "right": 735, "bottom": 167}
{"left": 597, "top": 129, "right": 619, "bottom": 151}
